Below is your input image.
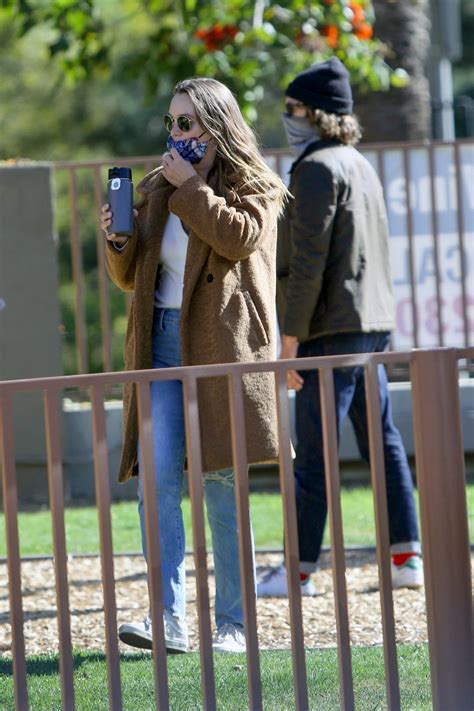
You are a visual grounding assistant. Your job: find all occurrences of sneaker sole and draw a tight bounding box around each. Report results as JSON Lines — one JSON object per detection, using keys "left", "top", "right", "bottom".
{"left": 392, "top": 581, "right": 423, "bottom": 590}
{"left": 119, "top": 629, "right": 153, "bottom": 650}
{"left": 391, "top": 568, "right": 424, "bottom": 590}
{"left": 119, "top": 630, "right": 187, "bottom": 654}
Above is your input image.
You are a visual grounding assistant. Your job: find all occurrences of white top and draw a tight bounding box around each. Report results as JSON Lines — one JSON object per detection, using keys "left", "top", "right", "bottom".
{"left": 154, "top": 213, "right": 189, "bottom": 309}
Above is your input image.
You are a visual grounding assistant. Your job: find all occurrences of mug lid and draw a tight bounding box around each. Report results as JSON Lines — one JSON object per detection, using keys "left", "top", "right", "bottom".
{"left": 108, "top": 166, "right": 132, "bottom": 180}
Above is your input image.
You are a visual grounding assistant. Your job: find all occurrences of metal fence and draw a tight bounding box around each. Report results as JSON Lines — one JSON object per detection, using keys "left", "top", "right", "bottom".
{"left": 52, "top": 139, "right": 474, "bottom": 375}
{"left": 1, "top": 346, "right": 473, "bottom": 710}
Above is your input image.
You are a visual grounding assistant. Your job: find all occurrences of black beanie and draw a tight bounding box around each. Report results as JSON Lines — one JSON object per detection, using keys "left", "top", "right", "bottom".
{"left": 286, "top": 57, "right": 353, "bottom": 115}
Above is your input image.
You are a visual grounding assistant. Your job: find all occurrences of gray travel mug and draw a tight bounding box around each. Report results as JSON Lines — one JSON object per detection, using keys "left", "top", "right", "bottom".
{"left": 107, "top": 167, "right": 134, "bottom": 237}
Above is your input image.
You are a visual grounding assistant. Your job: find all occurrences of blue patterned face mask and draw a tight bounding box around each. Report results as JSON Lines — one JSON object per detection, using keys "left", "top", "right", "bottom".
{"left": 166, "top": 133, "right": 210, "bottom": 164}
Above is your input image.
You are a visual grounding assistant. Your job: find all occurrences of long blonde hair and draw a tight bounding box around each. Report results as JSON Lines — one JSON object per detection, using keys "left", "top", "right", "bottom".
{"left": 173, "top": 77, "right": 289, "bottom": 211}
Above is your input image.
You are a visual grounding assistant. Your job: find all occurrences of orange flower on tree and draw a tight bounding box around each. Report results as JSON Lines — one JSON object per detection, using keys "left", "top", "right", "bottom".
{"left": 348, "top": 2, "right": 373, "bottom": 41}
{"left": 320, "top": 24, "right": 338, "bottom": 48}
{"left": 354, "top": 23, "right": 373, "bottom": 40}
{"left": 349, "top": 2, "right": 365, "bottom": 29}
{"left": 195, "top": 23, "right": 239, "bottom": 52}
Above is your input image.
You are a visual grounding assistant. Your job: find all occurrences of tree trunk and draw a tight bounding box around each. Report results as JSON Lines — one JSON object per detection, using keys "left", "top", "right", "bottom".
{"left": 354, "top": 0, "right": 432, "bottom": 142}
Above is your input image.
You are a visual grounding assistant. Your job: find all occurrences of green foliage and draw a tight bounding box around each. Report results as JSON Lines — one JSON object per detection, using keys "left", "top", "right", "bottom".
{"left": 2, "top": 0, "right": 408, "bottom": 119}
{"left": 2, "top": 0, "right": 107, "bottom": 81}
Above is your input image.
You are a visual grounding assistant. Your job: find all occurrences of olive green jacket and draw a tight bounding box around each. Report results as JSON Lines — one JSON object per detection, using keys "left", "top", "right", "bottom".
{"left": 276, "top": 140, "right": 395, "bottom": 342}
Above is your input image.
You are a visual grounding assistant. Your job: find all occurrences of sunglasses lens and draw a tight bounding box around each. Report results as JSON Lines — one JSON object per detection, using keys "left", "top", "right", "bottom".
{"left": 163, "top": 114, "right": 193, "bottom": 132}
{"left": 177, "top": 116, "right": 192, "bottom": 132}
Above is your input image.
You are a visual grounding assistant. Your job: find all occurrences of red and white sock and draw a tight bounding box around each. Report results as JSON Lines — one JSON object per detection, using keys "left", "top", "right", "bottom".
{"left": 392, "top": 552, "right": 418, "bottom": 567}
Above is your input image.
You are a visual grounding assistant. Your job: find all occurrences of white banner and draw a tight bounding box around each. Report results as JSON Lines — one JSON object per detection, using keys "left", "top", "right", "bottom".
{"left": 365, "top": 144, "right": 474, "bottom": 349}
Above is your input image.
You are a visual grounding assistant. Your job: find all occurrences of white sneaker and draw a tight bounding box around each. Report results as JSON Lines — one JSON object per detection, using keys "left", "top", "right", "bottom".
{"left": 257, "top": 565, "right": 316, "bottom": 597}
{"left": 118, "top": 610, "right": 188, "bottom": 653}
{"left": 163, "top": 610, "right": 189, "bottom": 653}
{"left": 391, "top": 556, "right": 424, "bottom": 590}
{"left": 212, "top": 623, "right": 246, "bottom": 653}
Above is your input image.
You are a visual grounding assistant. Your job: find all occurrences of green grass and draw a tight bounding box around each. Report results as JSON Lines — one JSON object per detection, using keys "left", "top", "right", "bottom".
{"left": 0, "top": 645, "right": 432, "bottom": 710}
{"left": 1, "top": 485, "right": 473, "bottom": 557}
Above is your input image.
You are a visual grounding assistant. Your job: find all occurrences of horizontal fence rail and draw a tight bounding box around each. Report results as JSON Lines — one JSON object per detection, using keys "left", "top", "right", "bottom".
{"left": 1, "top": 347, "right": 473, "bottom": 710}
{"left": 50, "top": 139, "right": 474, "bottom": 374}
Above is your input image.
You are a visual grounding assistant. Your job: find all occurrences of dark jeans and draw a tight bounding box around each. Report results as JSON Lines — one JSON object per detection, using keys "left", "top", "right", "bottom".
{"left": 294, "top": 331, "right": 420, "bottom": 573}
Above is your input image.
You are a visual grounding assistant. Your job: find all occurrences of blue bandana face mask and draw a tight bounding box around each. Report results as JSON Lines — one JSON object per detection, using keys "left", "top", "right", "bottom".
{"left": 167, "top": 133, "right": 210, "bottom": 164}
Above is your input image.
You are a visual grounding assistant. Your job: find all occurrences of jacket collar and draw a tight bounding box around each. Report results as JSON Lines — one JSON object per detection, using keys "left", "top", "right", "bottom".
{"left": 289, "top": 138, "right": 342, "bottom": 174}
{"left": 136, "top": 166, "right": 170, "bottom": 195}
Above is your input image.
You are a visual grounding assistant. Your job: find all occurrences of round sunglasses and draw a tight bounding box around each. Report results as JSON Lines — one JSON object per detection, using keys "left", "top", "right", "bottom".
{"left": 163, "top": 113, "right": 195, "bottom": 133}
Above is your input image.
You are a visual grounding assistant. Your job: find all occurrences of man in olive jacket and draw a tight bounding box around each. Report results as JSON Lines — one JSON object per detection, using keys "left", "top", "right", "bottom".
{"left": 258, "top": 58, "right": 423, "bottom": 597}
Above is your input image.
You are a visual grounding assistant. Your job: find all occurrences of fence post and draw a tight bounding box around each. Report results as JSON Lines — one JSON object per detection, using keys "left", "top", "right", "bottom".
{"left": 410, "top": 348, "right": 474, "bottom": 710}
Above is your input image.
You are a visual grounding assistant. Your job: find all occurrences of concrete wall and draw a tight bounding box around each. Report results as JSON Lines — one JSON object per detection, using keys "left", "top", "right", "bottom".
{"left": 61, "top": 399, "right": 137, "bottom": 502}
{"left": 0, "top": 164, "right": 63, "bottom": 504}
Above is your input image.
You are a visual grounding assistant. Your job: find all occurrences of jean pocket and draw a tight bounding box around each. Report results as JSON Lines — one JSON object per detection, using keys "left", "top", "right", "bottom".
{"left": 161, "top": 309, "right": 181, "bottom": 333}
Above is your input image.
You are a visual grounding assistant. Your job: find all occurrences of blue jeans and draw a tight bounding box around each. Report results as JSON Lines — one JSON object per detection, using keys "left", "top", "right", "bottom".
{"left": 138, "top": 308, "right": 252, "bottom": 627}
{"left": 294, "top": 332, "right": 420, "bottom": 574}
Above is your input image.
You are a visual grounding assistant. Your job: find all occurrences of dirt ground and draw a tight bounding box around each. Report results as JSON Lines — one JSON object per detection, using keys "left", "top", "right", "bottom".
{"left": 1, "top": 549, "right": 459, "bottom": 657}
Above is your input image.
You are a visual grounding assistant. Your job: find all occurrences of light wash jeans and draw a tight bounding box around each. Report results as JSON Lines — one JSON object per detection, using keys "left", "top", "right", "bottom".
{"left": 137, "top": 307, "right": 254, "bottom": 628}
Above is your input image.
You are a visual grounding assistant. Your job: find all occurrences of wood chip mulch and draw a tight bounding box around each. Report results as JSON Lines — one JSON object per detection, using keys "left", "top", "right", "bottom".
{"left": 2, "top": 551, "right": 470, "bottom": 657}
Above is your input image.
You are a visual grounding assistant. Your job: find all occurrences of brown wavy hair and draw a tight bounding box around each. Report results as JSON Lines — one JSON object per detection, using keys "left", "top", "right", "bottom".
{"left": 309, "top": 108, "right": 362, "bottom": 146}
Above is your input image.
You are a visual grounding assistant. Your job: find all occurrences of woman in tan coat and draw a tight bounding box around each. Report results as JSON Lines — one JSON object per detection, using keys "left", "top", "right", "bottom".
{"left": 101, "top": 77, "right": 287, "bottom": 654}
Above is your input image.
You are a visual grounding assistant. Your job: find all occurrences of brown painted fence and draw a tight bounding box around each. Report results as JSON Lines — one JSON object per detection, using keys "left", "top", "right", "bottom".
{"left": 52, "top": 139, "right": 474, "bottom": 374}
{"left": 1, "top": 347, "right": 473, "bottom": 710}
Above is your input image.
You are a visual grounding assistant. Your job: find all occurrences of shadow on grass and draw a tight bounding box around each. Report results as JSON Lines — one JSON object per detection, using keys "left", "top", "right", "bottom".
{"left": 0, "top": 650, "right": 151, "bottom": 678}
{"left": 0, "top": 606, "right": 112, "bottom": 624}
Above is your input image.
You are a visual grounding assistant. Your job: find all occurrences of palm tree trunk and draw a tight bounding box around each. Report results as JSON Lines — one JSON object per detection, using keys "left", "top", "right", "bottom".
{"left": 354, "top": 0, "right": 432, "bottom": 142}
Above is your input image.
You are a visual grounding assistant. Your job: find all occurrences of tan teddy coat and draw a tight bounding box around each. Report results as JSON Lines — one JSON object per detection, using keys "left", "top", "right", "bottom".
{"left": 106, "top": 168, "right": 280, "bottom": 482}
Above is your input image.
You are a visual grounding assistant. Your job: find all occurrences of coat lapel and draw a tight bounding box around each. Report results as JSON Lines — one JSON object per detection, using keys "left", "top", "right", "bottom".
{"left": 138, "top": 181, "right": 174, "bottom": 281}
{"left": 179, "top": 172, "right": 222, "bottom": 333}
{"left": 181, "top": 236, "right": 211, "bottom": 316}
{"left": 139, "top": 183, "right": 174, "bottom": 244}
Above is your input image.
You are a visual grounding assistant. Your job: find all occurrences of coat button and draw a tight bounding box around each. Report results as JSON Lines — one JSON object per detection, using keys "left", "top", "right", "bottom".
{"left": 207, "top": 273, "right": 214, "bottom": 283}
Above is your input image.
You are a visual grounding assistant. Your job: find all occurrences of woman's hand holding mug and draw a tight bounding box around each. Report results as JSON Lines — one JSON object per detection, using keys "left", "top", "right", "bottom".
{"left": 100, "top": 203, "right": 138, "bottom": 247}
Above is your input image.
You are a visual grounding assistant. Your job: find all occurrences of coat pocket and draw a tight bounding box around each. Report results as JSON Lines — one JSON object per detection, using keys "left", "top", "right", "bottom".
{"left": 221, "top": 290, "right": 270, "bottom": 352}
{"left": 241, "top": 290, "right": 270, "bottom": 347}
